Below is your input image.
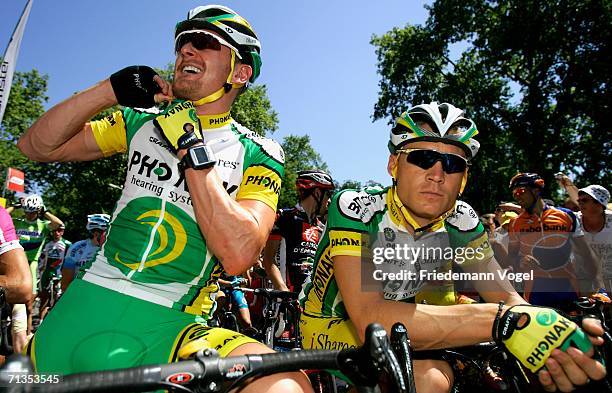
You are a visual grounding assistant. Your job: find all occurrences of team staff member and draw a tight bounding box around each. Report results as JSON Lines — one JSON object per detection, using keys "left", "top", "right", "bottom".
{"left": 18, "top": 5, "right": 310, "bottom": 392}
{"left": 301, "top": 103, "right": 605, "bottom": 393}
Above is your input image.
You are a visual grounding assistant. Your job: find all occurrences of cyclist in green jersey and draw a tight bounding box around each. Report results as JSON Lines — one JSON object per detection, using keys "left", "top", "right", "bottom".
{"left": 300, "top": 103, "right": 606, "bottom": 393}
{"left": 18, "top": 5, "right": 310, "bottom": 393}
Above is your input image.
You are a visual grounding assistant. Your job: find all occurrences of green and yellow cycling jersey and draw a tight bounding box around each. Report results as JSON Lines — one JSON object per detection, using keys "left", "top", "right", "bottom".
{"left": 13, "top": 217, "right": 49, "bottom": 263}
{"left": 301, "top": 186, "right": 493, "bottom": 319}
{"left": 80, "top": 104, "right": 284, "bottom": 319}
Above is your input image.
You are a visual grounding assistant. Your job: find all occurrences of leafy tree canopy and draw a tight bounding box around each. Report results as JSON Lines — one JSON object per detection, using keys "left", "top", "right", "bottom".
{"left": 371, "top": 0, "right": 611, "bottom": 212}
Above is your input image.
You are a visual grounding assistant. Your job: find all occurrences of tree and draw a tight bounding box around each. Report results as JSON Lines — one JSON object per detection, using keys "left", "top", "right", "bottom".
{"left": 371, "top": 0, "right": 611, "bottom": 212}
{"left": 0, "top": 69, "right": 48, "bottom": 193}
{"left": 278, "top": 135, "right": 329, "bottom": 209}
{"left": 338, "top": 180, "right": 362, "bottom": 191}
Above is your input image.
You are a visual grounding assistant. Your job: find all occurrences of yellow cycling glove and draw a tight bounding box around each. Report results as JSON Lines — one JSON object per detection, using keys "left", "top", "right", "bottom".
{"left": 493, "top": 305, "right": 593, "bottom": 373}
{"left": 153, "top": 100, "right": 202, "bottom": 153}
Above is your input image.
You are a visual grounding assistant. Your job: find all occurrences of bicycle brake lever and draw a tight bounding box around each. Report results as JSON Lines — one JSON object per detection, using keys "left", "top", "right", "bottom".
{"left": 390, "top": 323, "right": 417, "bottom": 393}
{"left": 365, "top": 323, "right": 408, "bottom": 393}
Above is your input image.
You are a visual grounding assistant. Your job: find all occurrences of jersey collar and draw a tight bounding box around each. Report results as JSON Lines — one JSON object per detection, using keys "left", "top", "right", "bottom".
{"left": 198, "top": 112, "right": 232, "bottom": 130}
{"left": 387, "top": 187, "right": 449, "bottom": 233}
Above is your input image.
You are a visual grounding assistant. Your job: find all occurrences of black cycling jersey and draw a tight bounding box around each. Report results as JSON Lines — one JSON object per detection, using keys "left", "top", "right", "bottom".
{"left": 269, "top": 205, "right": 323, "bottom": 292}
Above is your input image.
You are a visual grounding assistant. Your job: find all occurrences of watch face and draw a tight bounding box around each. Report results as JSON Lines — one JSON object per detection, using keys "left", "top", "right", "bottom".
{"left": 191, "top": 146, "right": 209, "bottom": 164}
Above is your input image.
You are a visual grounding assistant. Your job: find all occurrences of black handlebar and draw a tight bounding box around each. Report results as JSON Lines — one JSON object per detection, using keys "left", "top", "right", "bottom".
{"left": 0, "top": 323, "right": 414, "bottom": 393}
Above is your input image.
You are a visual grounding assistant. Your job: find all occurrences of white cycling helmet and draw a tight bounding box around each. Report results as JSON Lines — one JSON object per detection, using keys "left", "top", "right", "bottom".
{"left": 23, "top": 194, "right": 44, "bottom": 213}
{"left": 86, "top": 214, "right": 111, "bottom": 232}
{"left": 389, "top": 102, "right": 480, "bottom": 159}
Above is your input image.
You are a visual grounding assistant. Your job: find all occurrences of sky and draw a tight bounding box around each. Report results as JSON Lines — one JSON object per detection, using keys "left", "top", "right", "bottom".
{"left": 1, "top": 0, "right": 432, "bottom": 186}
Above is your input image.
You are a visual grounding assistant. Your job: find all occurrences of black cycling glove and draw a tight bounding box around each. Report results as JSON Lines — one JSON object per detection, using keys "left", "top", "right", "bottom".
{"left": 109, "top": 65, "right": 160, "bottom": 108}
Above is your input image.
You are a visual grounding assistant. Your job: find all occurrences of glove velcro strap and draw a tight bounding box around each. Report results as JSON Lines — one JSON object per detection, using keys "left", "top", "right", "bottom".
{"left": 177, "top": 132, "right": 200, "bottom": 151}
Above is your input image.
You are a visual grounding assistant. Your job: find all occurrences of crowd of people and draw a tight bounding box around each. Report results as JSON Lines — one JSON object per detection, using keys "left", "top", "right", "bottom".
{"left": 0, "top": 3, "right": 609, "bottom": 393}
{"left": 1, "top": 195, "right": 111, "bottom": 354}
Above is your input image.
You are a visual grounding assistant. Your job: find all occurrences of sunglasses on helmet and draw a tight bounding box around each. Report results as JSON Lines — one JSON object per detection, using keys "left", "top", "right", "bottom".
{"left": 397, "top": 149, "right": 469, "bottom": 174}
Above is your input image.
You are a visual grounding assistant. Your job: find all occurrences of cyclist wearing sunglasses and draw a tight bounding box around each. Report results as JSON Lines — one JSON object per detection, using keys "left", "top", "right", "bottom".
{"left": 301, "top": 102, "right": 606, "bottom": 392}
{"left": 502, "top": 173, "right": 603, "bottom": 307}
{"left": 18, "top": 5, "right": 311, "bottom": 393}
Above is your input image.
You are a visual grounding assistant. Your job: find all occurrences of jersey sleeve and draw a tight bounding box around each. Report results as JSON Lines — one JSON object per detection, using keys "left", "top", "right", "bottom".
{"left": 62, "top": 243, "right": 78, "bottom": 270}
{"left": 326, "top": 190, "right": 371, "bottom": 258}
{"left": 90, "top": 110, "right": 128, "bottom": 157}
{"left": 559, "top": 207, "right": 584, "bottom": 237}
{"left": 0, "top": 207, "right": 22, "bottom": 256}
{"left": 236, "top": 132, "right": 285, "bottom": 211}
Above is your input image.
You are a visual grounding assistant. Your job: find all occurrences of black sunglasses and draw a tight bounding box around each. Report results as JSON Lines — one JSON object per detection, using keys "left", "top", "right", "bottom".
{"left": 397, "top": 148, "right": 469, "bottom": 174}
{"left": 175, "top": 32, "right": 222, "bottom": 53}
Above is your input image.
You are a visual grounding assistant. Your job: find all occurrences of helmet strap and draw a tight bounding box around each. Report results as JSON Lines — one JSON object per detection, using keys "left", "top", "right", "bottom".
{"left": 192, "top": 50, "right": 245, "bottom": 106}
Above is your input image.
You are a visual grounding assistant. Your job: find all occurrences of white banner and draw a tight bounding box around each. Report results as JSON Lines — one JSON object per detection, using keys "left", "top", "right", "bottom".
{"left": 0, "top": 0, "right": 33, "bottom": 125}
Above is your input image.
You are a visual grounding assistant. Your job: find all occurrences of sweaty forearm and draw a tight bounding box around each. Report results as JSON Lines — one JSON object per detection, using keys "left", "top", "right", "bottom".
{"left": 184, "top": 167, "right": 264, "bottom": 275}
{"left": 18, "top": 80, "right": 116, "bottom": 161}
{"left": 363, "top": 301, "right": 501, "bottom": 350}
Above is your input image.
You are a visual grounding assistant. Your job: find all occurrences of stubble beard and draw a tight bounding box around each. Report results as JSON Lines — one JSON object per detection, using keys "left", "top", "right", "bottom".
{"left": 172, "top": 77, "right": 204, "bottom": 101}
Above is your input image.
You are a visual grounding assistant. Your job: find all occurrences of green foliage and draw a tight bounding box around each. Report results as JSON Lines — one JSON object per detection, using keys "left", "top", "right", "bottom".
{"left": 232, "top": 85, "right": 279, "bottom": 137}
{"left": 371, "top": 0, "right": 611, "bottom": 212}
{"left": 0, "top": 69, "right": 48, "bottom": 197}
{"left": 338, "top": 179, "right": 362, "bottom": 191}
{"left": 278, "top": 135, "right": 329, "bottom": 209}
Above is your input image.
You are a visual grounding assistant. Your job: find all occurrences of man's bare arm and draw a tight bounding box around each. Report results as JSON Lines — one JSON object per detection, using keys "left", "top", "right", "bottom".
{"left": 0, "top": 249, "right": 32, "bottom": 303}
{"left": 262, "top": 238, "right": 289, "bottom": 291}
{"left": 334, "top": 254, "right": 501, "bottom": 349}
{"left": 17, "top": 80, "right": 117, "bottom": 162}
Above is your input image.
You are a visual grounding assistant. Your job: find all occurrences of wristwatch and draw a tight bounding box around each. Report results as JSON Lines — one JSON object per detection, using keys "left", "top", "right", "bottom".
{"left": 179, "top": 144, "right": 217, "bottom": 171}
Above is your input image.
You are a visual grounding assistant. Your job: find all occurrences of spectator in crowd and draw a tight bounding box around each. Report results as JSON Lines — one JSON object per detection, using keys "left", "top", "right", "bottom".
{"left": 573, "top": 185, "right": 611, "bottom": 294}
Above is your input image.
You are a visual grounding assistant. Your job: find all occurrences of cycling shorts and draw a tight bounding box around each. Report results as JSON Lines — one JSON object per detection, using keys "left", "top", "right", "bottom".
{"left": 28, "top": 280, "right": 258, "bottom": 387}
{"left": 226, "top": 288, "right": 249, "bottom": 309}
{"left": 300, "top": 312, "right": 359, "bottom": 381}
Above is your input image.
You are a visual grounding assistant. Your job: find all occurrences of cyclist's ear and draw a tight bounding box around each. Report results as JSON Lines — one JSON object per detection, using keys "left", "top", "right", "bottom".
{"left": 387, "top": 155, "right": 398, "bottom": 181}
{"left": 459, "top": 171, "right": 468, "bottom": 195}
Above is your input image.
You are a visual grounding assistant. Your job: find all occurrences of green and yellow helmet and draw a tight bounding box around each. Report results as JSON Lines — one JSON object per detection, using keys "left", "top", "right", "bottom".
{"left": 389, "top": 102, "right": 480, "bottom": 159}
{"left": 175, "top": 5, "right": 262, "bottom": 82}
